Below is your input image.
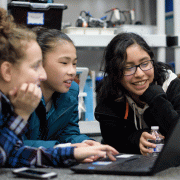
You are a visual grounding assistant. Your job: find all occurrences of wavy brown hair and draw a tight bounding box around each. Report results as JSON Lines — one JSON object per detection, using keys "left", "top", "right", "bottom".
{"left": 0, "top": 8, "right": 36, "bottom": 65}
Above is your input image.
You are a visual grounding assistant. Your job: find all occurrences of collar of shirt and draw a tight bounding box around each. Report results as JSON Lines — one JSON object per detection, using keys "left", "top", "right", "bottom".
{"left": 126, "top": 95, "right": 149, "bottom": 130}
{"left": 41, "top": 93, "right": 59, "bottom": 119}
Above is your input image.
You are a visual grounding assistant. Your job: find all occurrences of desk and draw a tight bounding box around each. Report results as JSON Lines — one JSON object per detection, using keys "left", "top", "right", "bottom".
{"left": 2, "top": 166, "right": 180, "bottom": 180}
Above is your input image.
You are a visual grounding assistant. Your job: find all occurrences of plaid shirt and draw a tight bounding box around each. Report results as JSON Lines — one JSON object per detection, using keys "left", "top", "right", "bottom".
{"left": 0, "top": 91, "right": 76, "bottom": 168}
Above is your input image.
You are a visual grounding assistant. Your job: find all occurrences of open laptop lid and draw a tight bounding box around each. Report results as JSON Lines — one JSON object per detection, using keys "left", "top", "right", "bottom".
{"left": 71, "top": 117, "right": 180, "bottom": 175}
{"left": 152, "top": 117, "right": 180, "bottom": 174}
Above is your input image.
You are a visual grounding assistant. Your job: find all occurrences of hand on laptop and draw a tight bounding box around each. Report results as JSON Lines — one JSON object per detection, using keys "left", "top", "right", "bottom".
{"left": 72, "top": 142, "right": 103, "bottom": 163}
{"left": 74, "top": 145, "right": 119, "bottom": 163}
{"left": 54, "top": 142, "right": 99, "bottom": 149}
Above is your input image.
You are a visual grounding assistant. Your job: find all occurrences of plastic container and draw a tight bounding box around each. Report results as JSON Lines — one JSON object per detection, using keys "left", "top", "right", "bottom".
{"left": 8, "top": 1, "right": 67, "bottom": 30}
{"left": 148, "top": 126, "right": 164, "bottom": 157}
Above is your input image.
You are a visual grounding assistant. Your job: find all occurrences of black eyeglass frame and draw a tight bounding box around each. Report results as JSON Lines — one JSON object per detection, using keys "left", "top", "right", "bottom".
{"left": 124, "top": 60, "right": 154, "bottom": 76}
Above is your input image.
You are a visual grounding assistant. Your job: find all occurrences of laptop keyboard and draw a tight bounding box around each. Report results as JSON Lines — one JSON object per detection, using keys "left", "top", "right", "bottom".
{"left": 108, "top": 156, "right": 157, "bottom": 171}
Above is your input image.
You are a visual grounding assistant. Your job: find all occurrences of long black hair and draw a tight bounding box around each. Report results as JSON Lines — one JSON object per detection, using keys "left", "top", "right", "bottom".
{"left": 96, "top": 32, "right": 172, "bottom": 102}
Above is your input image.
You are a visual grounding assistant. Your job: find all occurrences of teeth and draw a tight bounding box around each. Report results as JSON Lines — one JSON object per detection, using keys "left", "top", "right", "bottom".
{"left": 65, "top": 80, "right": 72, "bottom": 84}
{"left": 134, "top": 81, "right": 146, "bottom": 85}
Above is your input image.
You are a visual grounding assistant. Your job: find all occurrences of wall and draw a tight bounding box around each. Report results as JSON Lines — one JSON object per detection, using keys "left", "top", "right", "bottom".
{"left": 0, "top": 0, "right": 8, "bottom": 9}
{"left": 55, "top": 0, "right": 156, "bottom": 27}
{"left": 2, "top": 0, "right": 157, "bottom": 26}
{"left": 53, "top": 0, "right": 156, "bottom": 74}
{"left": 54, "top": 0, "right": 130, "bottom": 27}
{"left": 3, "top": 0, "right": 157, "bottom": 74}
{"left": 54, "top": 0, "right": 131, "bottom": 73}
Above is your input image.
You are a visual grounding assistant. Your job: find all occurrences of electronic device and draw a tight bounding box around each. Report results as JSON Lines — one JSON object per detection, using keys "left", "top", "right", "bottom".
{"left": 71, "top": 117, "right": 180, "bottom": 175}
{"left": 12, "top": 167, "right": 57, "bottom": 179}
{"left": 75, "top": 11, "right": 106, "bottom": 28}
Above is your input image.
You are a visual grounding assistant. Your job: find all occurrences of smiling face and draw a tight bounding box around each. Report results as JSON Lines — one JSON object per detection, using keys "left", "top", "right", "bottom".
{"left": 41, "top": 40, "right": 77, "bottom": 102}
{"left": 120, "top": 44, "right": 154, "bottom": 100}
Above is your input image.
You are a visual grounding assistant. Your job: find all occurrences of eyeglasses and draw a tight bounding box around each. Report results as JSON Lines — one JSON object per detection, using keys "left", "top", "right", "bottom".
{"left": 124, "top": 60, "right": 154, "bottom": 76}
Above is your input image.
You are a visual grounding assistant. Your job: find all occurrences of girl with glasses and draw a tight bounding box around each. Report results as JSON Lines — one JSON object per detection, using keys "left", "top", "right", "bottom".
{"left": 95, "top": 32, "right": 180, "bottom": 155}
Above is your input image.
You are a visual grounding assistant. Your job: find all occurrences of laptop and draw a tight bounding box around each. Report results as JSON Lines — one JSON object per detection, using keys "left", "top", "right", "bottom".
{"left": 71, "top": 118, "right": 180, "bottom": 175}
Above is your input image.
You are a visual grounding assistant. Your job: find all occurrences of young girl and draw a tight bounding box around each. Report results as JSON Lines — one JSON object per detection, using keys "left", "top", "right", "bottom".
{"left": 95, "top": 32, "right": 180, "bottom": 155}
{"left": 0, "top": 8, "right": 118, "bottom": 167}
{"left": 24, "top": 27, "right": 100, "bottom": 148}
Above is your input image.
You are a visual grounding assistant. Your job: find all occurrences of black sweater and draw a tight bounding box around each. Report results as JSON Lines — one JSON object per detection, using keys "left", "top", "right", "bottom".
{"left": 95, "top": 78, "right": 180, "bottom": 154}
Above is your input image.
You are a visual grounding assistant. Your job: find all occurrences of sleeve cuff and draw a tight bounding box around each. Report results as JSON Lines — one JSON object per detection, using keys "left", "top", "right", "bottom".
{"left": 57, "top": 146, "right": 77, "bottom": 166}
{"left": 81, "top": 140, "right": 88, "bottom": 143}
{"left": 140, "top": 84, "right": 166, "bottom": 105}
{"left": 54, "top": 143, "right": 71, "bottom": 148}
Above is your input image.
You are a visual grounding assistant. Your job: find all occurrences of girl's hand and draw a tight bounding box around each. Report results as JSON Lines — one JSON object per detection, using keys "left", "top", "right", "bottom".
{"left": 71, "top": 143, "right": 89, "bottom": 148}
{"left": 9, "top": 83, "right": 42, "bottom": 121}
{"left": 74, "top": 145, "right": 119, "bottom": 163}
{"left": 84, "top": 140, "right": 101, "bottom": 146}
{"left": 139, "top": 132, "right": 156, "bottom": 155}
{"left": 72, "top": 142, "right": 101, "bottom": 163}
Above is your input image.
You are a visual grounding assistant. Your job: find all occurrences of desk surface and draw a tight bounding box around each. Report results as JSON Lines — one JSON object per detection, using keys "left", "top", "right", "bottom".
{"left": 2, "top": 166, "right": 180, "bottom": 180}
